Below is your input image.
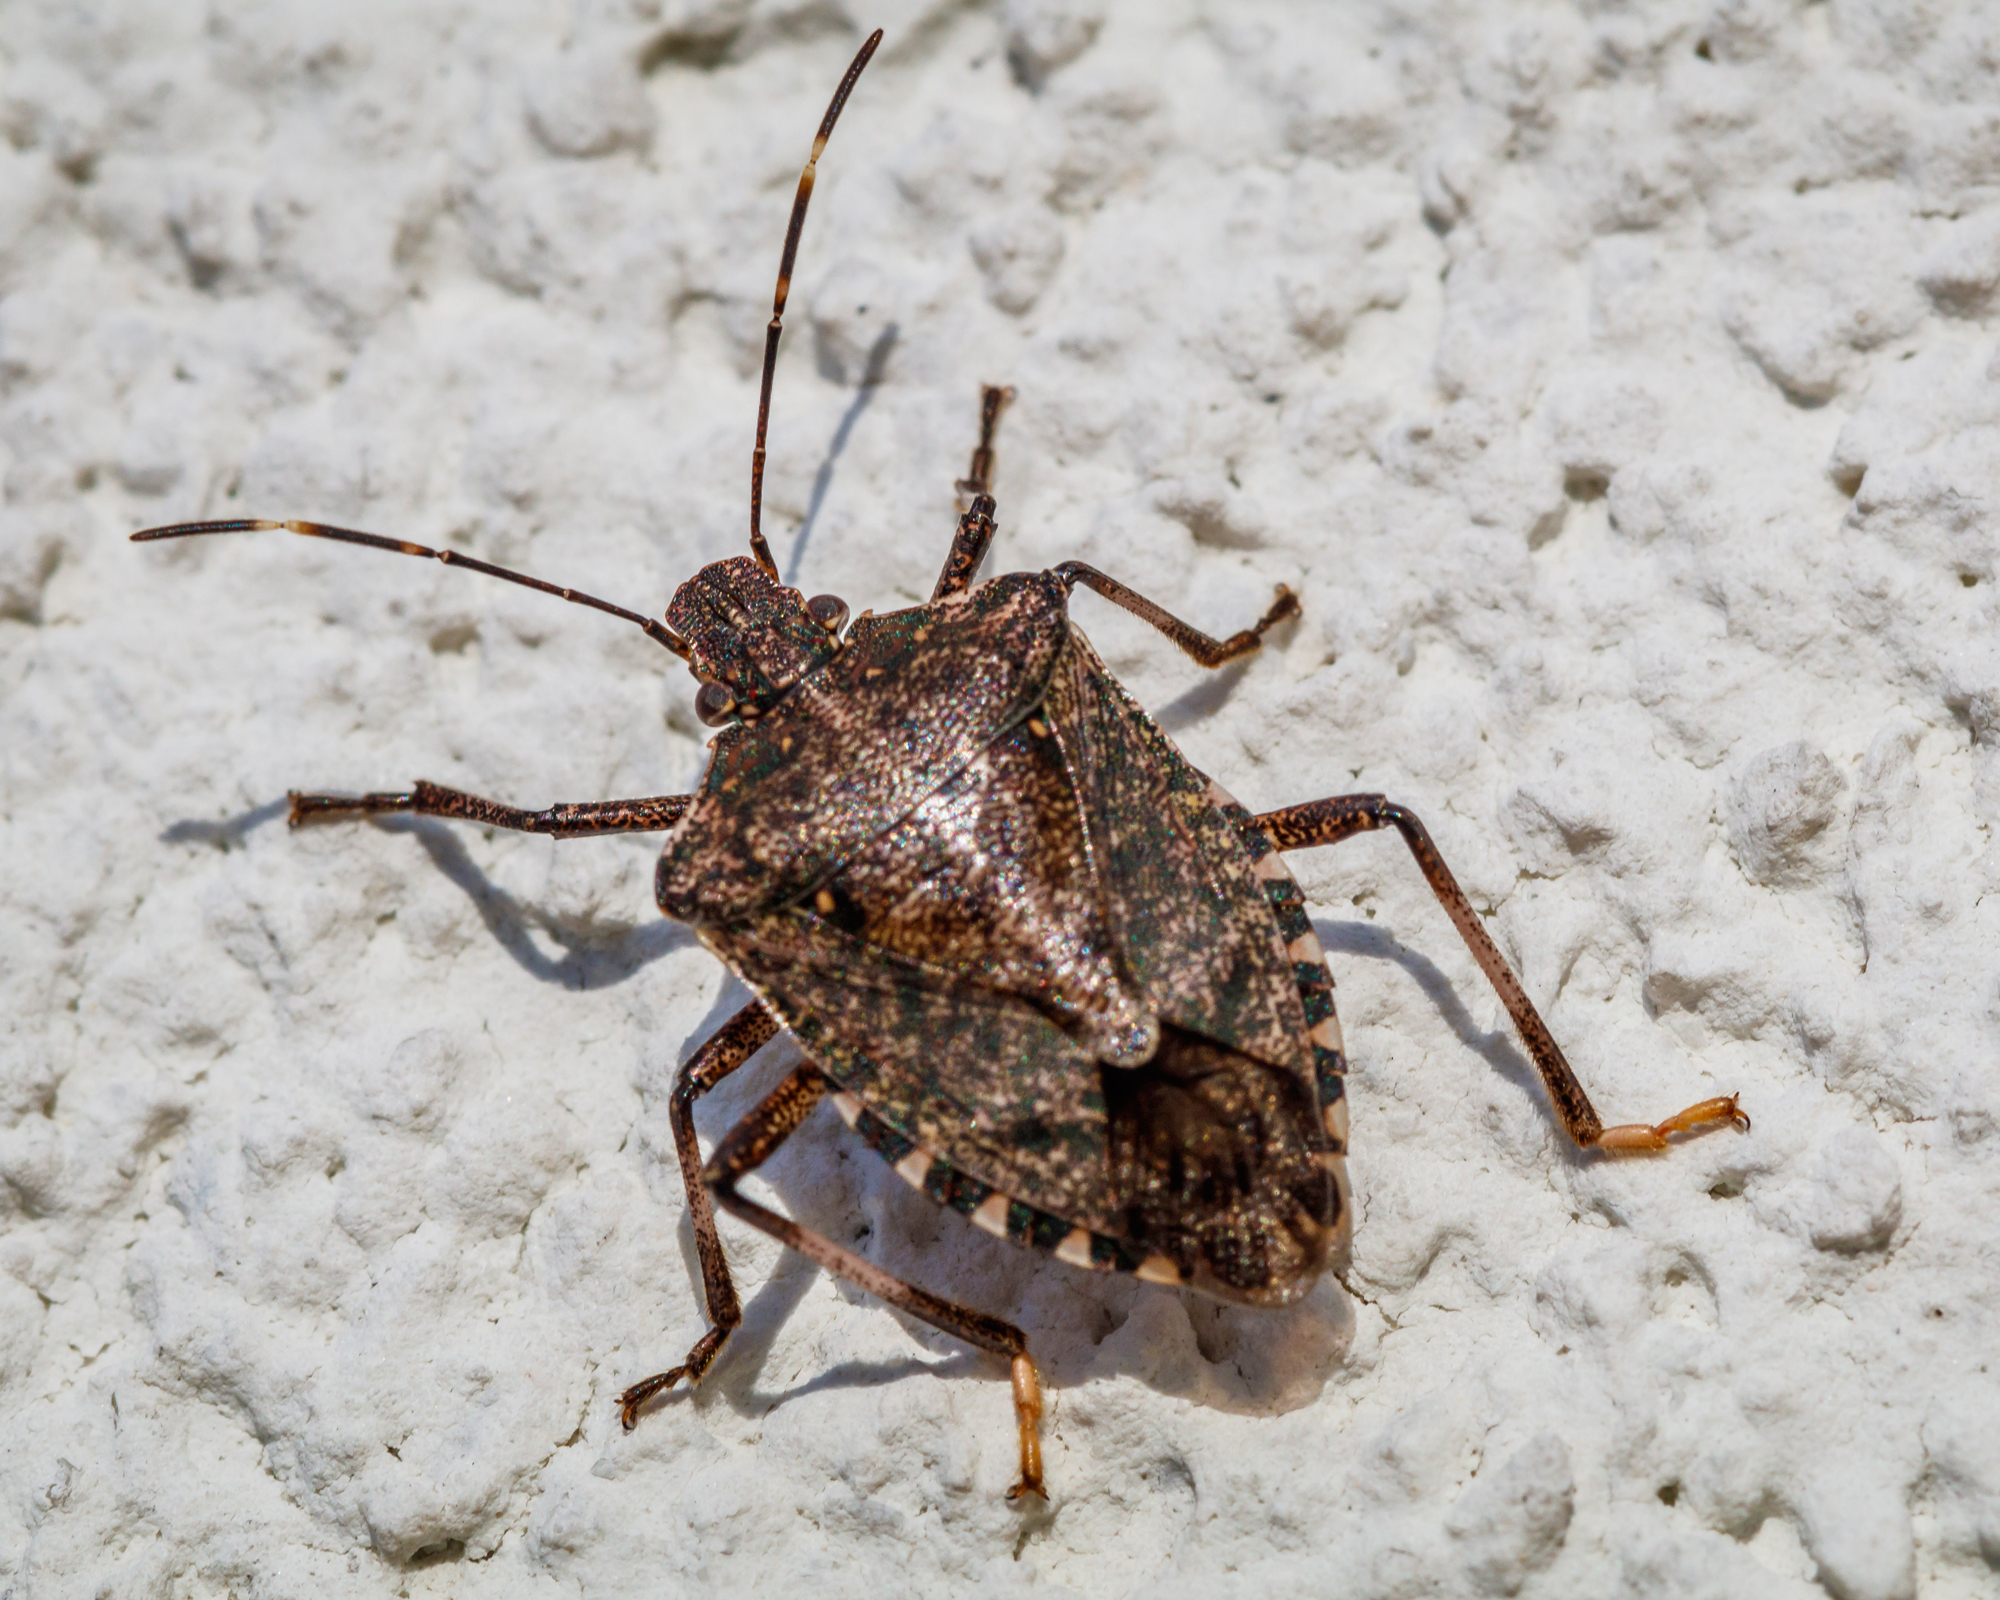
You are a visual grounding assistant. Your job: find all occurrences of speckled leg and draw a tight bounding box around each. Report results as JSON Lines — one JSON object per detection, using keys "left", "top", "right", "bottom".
{"left": 1055, "top": 564, "right": 1300, "bottom": 668}
{"left": 932, "top": 384, "right": 1014, "bottom": 601}
{"left": 618, "top": 1001, "right": 780, "bottom": 1428}
{"left": 289, "top": 780, "right": 691, "bottom": 838}
{"left": 1252, "top": 794, "right": 1750, "bottom": 1152}
{"left": 703, "top": 1064, "right": 1049, "bottom": 1501}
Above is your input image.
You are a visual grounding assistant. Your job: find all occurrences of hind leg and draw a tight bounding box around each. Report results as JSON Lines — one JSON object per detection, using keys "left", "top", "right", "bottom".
{"left": 697, "top": 1064, "right": 1048, "bottom": 1500}
{"left": 617, "top": 1001, "right": 782, "bottom": 1426}
{"left": 1252, "top": 794, "right": 1749, "bottom": 1150}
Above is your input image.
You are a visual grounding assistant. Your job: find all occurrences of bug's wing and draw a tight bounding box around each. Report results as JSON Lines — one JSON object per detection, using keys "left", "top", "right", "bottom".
{"left": 711, "top": 907, "right": 1340, "bottom": 1303}
{"left": 1045, "top": 632, "right": 1313, "bottom": 1085}
{"left": 1105, "top": 1022, "right": 1340, "bottom": 1303}
{"left": 700, "top": 642, "right": 1342, "bottom": 1296}
{"left": 702, "top": 910, "right": 1125, "bottom": 1230}
{"left": 658, "top": 572, "right": 1072, "bottom": 924}
{"left": 1046, "top": 643, "right": 1344, "bottom": 1296}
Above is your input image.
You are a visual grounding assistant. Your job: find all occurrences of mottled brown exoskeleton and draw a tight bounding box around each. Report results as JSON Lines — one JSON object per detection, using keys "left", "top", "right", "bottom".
{"left": 134, "top": 31, "right": 1747, "bottom": 1499}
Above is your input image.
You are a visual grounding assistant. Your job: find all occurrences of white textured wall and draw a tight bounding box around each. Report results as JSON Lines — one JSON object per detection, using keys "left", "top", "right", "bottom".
{"left": 4, "top": 1, "right": 1999, "bottom": 1595}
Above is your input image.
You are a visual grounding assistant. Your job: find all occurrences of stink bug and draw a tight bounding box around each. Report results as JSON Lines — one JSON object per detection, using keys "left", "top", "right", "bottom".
{"left": 132, "top": 30, "right": 1748, "bottom": 1500}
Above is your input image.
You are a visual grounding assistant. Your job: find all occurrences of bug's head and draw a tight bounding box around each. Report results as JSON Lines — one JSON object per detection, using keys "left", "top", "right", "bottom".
{"left": 666, "top": 555, "right": 850, "bottom": 726}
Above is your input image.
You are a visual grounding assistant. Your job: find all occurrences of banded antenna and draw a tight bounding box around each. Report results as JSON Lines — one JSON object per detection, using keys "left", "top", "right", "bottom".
{"left": 747, "top": 29, "right": 883, "bottom": 580}
{"left": 131, "top": 29, "right": 884, "bottom": 636}
{"left": 128, "top": 518, "right": 693, "bottom": 661}
{"left": 130, "top": 29, "right": 888, "bottom": 644}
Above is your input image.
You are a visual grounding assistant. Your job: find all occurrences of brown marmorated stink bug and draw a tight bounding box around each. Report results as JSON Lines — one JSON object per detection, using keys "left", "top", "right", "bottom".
{"left": 134, "top": 30, "right": 1749, "bottom": 1499}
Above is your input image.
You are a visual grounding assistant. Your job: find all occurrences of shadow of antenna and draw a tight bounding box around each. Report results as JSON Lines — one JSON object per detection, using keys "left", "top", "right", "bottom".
{"left": 786, "top": 322, "right": 899, "bottom": 586}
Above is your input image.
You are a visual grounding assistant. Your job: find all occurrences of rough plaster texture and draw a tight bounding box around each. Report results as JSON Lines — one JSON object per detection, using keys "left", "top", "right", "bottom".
{"left": 3, "top": 0, "right": 1999, "bottom": 1595}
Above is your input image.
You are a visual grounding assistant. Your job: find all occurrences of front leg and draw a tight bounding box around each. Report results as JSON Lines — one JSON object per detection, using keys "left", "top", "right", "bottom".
{"left": 932, "top": 383, "right": 1015, "bottom": 601}
{"left": 1253, "top": 794, "right": 1749, "bottom": 1152}
{"left": 289, "top": 779, "right": 691, "bottom": 838}
{"left": 1057, "top": 563, "right": 1299, "bottom": 668}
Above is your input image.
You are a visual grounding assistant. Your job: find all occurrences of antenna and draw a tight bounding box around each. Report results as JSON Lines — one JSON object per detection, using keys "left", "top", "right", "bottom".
{"left": 747, "top": 28, "right": 884, "bottom": 581}
{"left": 129, "top": 518, "right": 693, "bottom": 660}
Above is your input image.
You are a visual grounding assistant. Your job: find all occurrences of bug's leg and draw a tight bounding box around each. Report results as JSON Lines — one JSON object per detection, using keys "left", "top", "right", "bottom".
{"left": 931, "top": 384, "right": 1015, "bottom": 601}
{"left": 702, "top": 1065, "right": 1049, "bottom": 1501}
{"left": 1055, "top": 562, "right": 1300, "bottom": 668}
{"left": 288, "top": 780, "right": 691, "bottom": 838}
{"left": 1252, "top": 794, "right": 1751, "bottom": 1152}
{"left": 956, "top": 382, "right": 1013, "bottom": 507}
{"left": 931, "top": 493, "right": 997, "bottom": 603}
{"left": 618, "top": 1001, "right": 782, "bottom": 1427}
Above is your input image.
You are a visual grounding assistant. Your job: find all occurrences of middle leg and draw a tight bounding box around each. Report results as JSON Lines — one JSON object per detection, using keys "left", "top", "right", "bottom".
{"left": 1253, "top": 794, "right": 1748, "bottom": 1151}
{"left": 290, "top": 779, "right": 691, "bottom": 838}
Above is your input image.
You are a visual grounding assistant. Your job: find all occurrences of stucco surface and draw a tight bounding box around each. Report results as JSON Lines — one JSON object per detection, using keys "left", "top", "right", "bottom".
{"left": 3, "top": 1, "right": 1998, "bottom": 1596}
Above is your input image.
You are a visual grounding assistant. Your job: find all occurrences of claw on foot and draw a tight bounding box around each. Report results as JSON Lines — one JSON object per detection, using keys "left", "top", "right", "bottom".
{"left": 287, "top": 791, "right": 332, "bottom": 828}
{"left": 1596, "top": 1093, "right": 1750, "bottom": 1152}
{"left": 616, "top": 1366, "right": 691, "bottom": 1431}
{"left": 1260, "top": 585, "right": 1301, "bottom": 632}
{"left": 1006, "top": 1352, "right": 1046, "bottom": 1502}
{"left": 287, "top": 790, "right": 379, "bottom": 828}
{"left": 620, "top": 1328, "right": 728, "bottom": 1431}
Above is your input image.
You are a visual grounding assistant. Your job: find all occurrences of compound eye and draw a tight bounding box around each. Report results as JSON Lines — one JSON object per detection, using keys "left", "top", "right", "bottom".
{"left": 805, "top": 593, "right": 849, "bottom": 633}
{"left": 694, "top": 680, "right": 738, "bottom": 727}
